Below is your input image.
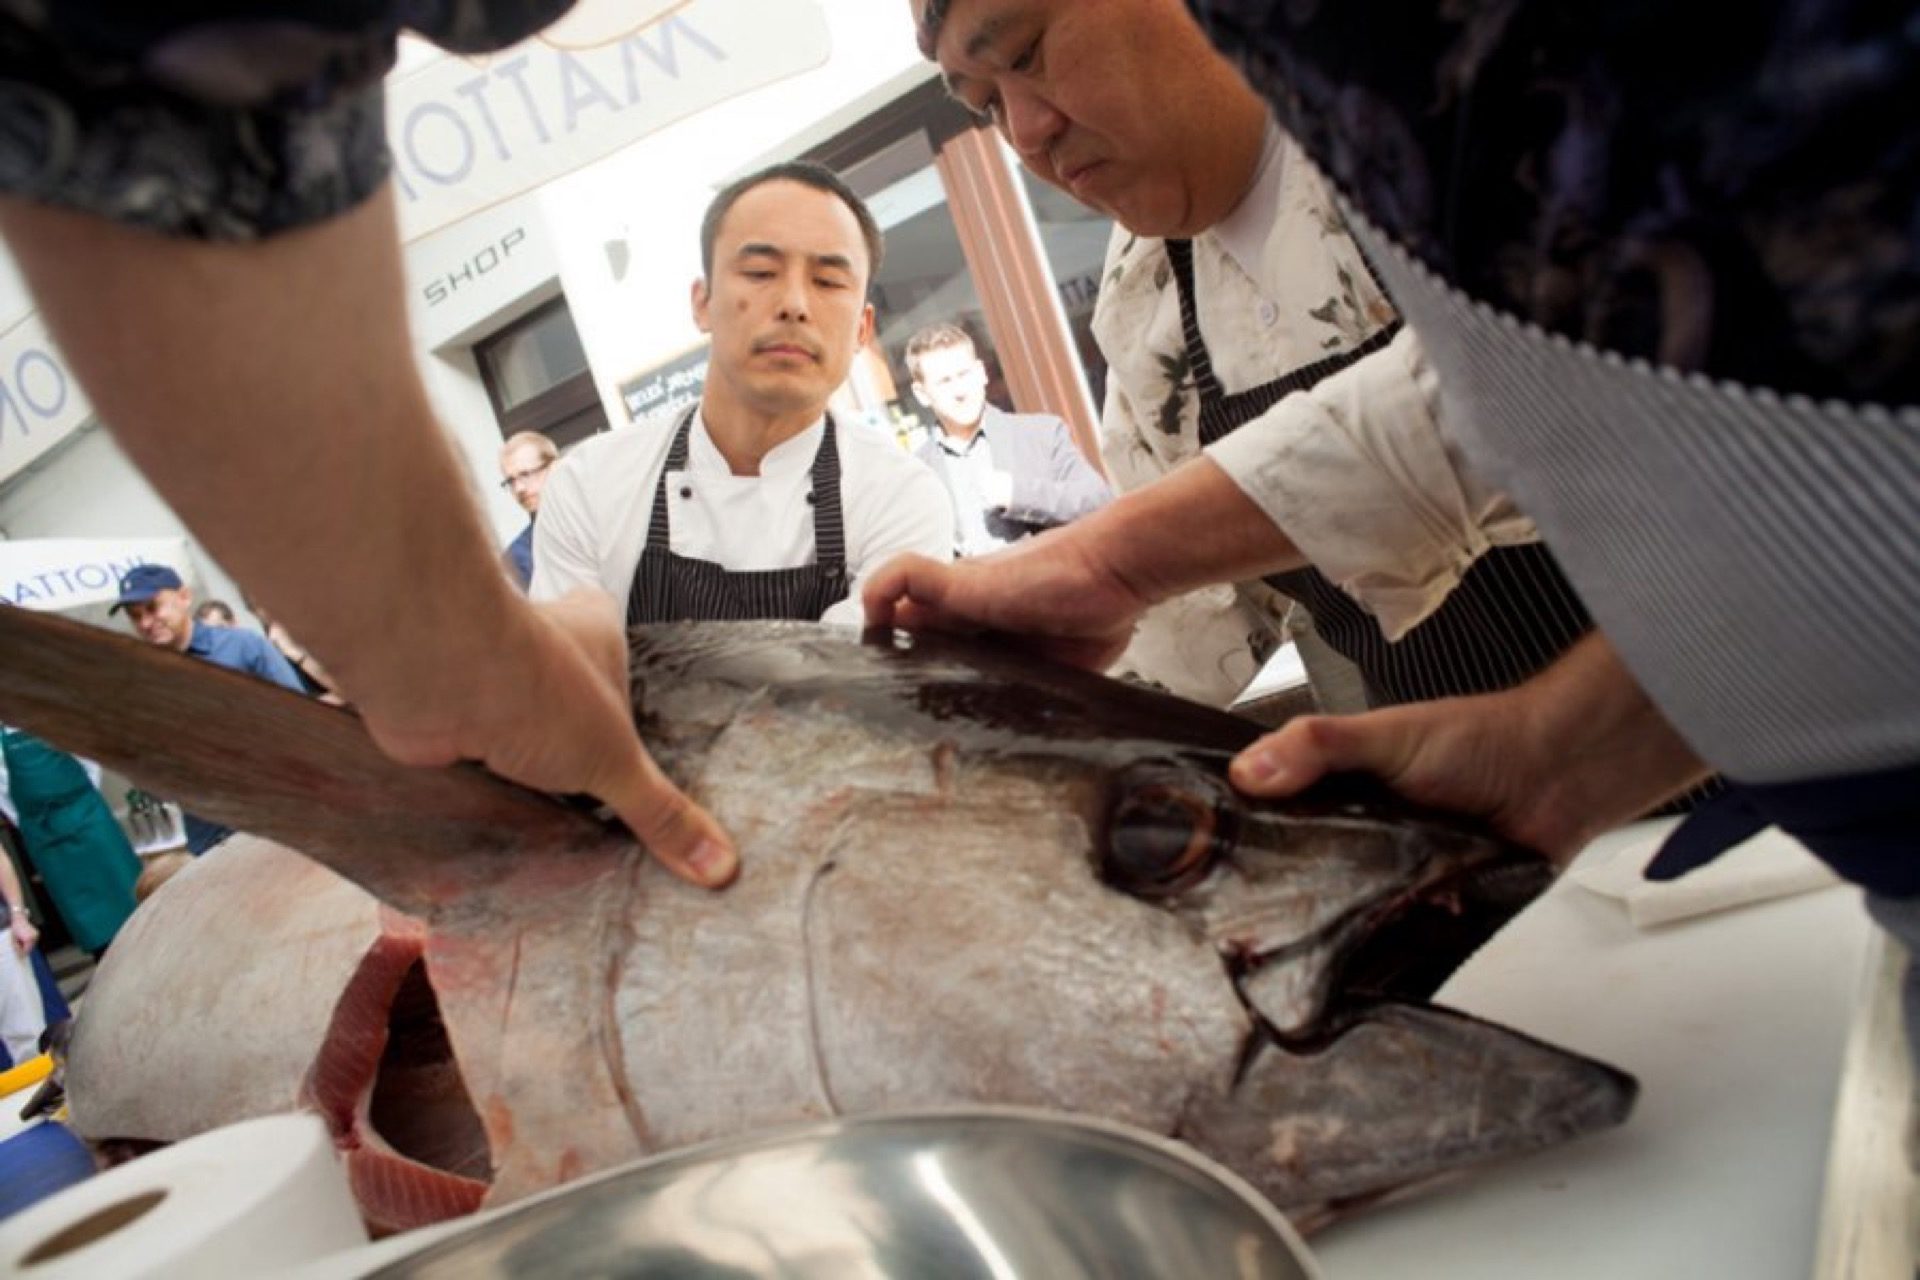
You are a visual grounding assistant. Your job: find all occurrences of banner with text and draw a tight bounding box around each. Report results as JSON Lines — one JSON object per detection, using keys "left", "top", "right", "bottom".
{"left": 0, "top": 537, "right": 192, "bottom": 611}
{"left": 0, "top": 311, "right": 95, "bottom": 488}
{"left": 387, "top": 0, "right": 831, "bottom": 243}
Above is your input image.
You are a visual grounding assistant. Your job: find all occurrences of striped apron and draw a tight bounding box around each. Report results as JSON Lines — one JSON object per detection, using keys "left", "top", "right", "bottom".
{"left": 1164, "top": 238, "right": 1594, "bottom": 706}
{"left": 626, "top": 408, "right": 852, "bottom": 625}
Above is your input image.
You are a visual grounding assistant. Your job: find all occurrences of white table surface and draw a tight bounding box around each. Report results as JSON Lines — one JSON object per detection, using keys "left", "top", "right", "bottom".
{"left": 1312, "top": 823, "right": 1873, "bottom": 1279}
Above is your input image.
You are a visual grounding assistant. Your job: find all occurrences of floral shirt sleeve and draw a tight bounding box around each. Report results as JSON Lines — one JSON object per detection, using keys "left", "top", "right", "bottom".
{"left": 0, "top": 1, "right": 569, "bottom": 240}
{"left": 1191, "top": 0, "right": 1919, "bottom": 404}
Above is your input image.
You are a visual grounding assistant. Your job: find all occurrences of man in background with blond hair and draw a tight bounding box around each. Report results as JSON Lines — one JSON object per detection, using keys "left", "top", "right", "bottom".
{"left": 498, "top": 430, "right": 560, "bottom": 592}
{"left": 906, "top": 323, "right": 1110, "bottom": 558}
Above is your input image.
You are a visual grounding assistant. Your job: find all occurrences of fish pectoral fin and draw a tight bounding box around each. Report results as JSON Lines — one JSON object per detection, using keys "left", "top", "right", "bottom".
{"left": 1181, "top": 1002, "right": 1637, "bottom": 1232}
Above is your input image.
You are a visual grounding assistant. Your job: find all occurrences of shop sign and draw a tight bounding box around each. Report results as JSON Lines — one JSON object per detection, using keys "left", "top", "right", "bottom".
{"left": 621, "top": 347, "right": 709, "bottom": 423}
{"left": 422, "top": 227, "right": 531, "bottom": 308}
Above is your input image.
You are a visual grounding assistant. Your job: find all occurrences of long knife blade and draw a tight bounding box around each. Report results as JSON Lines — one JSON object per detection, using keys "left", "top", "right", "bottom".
{"left": 0, "top": 603, "right": 622, "bottom": 915}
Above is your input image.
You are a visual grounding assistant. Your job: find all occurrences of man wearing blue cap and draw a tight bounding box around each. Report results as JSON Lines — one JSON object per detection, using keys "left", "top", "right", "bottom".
{"left": 111, "top": 564, "right": 305, "bottom": 852}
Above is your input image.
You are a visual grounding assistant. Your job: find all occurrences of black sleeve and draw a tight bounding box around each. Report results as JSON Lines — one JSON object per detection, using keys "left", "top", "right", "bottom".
{"left": 0, "top": 2, "right": 566, "bottom": 240}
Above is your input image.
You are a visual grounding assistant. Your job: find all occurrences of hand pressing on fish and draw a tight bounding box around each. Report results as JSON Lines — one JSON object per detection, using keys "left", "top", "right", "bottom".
{"left": 1230, "top": 632, "right": 1710, "bottom": 862}
{"left": 358, "top": 588, "right": 740, "bottom": 889}
{"left": 863, "top": 532, "right": 1146, "bottom": 670}
{"left": 865, "top": 458, "right": 1316, "bottom": 669}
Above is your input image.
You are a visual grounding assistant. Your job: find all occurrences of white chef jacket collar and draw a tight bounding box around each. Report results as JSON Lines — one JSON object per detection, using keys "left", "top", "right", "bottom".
{"left": 686, "top": 408, "right": 828, "bottom": 477}
{"left": 1211, "top": 117, "right": 1286, "bottom": 283}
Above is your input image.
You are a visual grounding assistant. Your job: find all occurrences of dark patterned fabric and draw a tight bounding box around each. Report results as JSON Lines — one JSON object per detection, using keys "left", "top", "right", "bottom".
{"left": 1190, "top": 1, "right": 1920, "bottom": 404}
{"left": 0, "top": 1, "right": 572, "bottom": 239}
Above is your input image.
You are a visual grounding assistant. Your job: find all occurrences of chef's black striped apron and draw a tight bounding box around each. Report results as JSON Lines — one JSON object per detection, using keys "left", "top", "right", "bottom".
{"left": 1164, "top": 237, "right": 1593, "bottom": 706}
{"left": 626, "top": 408, "right": 852, "bottom": 624}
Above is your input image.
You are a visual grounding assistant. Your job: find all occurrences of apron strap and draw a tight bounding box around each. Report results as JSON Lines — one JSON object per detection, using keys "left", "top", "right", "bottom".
{"left": 809, "top": 416, "right": 848, "bottom": 571}
{"left": 1162, "top": 235, "right": 1591, "bottom": 711}
{"left": 1163, "top": 238, "right": 1228, "bottom": 410}
{"left": 643, "top": 405, "right": 701, "bottom": 554}
{"left": 1164, "top": 237, "right": 1401, "bottom": 447}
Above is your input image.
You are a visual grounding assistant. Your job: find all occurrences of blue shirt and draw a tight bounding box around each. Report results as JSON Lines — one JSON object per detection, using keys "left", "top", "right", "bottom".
{"left": 179, "top": 622, "right": 305, "bottom": 853}
{"left": 505, "top": 522, "right": 535, "bottom": 592}
{"left": 185, "top": 624, "right": 305, "bottom": 694}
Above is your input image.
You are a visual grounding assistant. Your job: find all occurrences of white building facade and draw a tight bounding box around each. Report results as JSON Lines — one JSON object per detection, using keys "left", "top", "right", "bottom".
{"left": 0, "top": 0, "right": 1112, "bottom": 611}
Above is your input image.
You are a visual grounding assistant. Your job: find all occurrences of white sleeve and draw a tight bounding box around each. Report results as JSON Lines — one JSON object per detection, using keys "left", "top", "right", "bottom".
{"left": 822, "top": 453, "right": 955, "bottom": 626}
{"left": 528, "top": 452, "right": 606, "bottom": 605}
{"left": 1204, "top": 325, "right": 1537, "bottom": 641}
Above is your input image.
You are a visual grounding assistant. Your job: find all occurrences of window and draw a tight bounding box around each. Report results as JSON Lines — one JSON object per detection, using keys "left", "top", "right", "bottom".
{"left": 475, "top": 297, "right": 608, "bottom": 452}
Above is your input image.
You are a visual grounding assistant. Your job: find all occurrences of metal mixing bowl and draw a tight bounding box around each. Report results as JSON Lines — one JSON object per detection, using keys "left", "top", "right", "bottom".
{"left": 372, "top": 1108, "right": 1319, "bottom": 1279}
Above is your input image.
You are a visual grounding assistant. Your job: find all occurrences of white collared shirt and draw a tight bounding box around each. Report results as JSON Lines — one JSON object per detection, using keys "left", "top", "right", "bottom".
{"left": 935, "top": 428, "right": 1015, "bottom": 557}
{"left": 1211, "top": 120, "right": 1286, "bottom": 289}
{"left": 531, "top": 407, "right": 953, "bottom": 625}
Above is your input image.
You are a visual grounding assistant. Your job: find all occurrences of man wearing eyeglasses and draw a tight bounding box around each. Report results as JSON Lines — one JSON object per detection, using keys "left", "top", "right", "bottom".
{"left": 497, "top": 432, "right": 558, "bottom": 592}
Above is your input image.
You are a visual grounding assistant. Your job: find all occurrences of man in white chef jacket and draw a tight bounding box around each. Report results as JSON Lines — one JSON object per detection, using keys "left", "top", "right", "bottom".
{"left": 532, "top": 163, "right": 951, "bottom": 625}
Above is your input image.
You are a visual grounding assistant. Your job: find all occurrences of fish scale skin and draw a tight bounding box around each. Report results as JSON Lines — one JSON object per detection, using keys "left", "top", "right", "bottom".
{"left": 423, "top": 848, "right": 650, "bottom": 1205}
{"left": 1181, "top": 1004, "right": 1638, "bottom": 1226}
{"left": 604, "top": 666, "right": 1253, "bottom": 1154}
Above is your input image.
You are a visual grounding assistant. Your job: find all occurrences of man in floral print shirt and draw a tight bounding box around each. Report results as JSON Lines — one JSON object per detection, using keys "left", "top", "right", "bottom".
{"left": 882, "top": 1, "right": 1917, "bottom": 1012}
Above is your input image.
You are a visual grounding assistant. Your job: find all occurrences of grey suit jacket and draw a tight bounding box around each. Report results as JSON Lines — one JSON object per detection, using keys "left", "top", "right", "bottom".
{"left": 914, "top": 405, "right": 1112, "bottom": 551}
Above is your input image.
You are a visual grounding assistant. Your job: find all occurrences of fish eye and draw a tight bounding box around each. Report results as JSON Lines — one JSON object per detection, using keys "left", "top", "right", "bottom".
{"left": 1101, "top": 765, "right": 1239, "bottom": 899}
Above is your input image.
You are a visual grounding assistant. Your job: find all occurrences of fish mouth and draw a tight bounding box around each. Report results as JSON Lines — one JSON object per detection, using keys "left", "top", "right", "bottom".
{"left": 1237, "top": 851, "right": 1553, "bottom": 1054}
{"left": 300, "top": 926, "right": 492, "bottom": 1236}
{"left": 1176, "top": 827, "right": 1637, "bottom": 1232}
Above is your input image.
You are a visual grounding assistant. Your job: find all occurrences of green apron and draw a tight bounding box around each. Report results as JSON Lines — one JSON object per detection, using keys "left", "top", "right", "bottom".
{"left": 1, "top": 728, "right": 141, "bottom": 954}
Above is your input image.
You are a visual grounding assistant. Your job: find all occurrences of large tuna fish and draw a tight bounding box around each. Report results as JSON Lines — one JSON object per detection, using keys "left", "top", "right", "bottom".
{"left": 0, "top": 609, "right": 1634, "bottom": 1236}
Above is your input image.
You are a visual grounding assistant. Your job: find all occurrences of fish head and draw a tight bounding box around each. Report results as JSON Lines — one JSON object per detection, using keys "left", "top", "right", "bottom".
{"left": 625, "top": 623, "right": 1634, "bottom": 1228}
{"left": 632, "top": 623, "right": 1549, "bottom": 1013}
